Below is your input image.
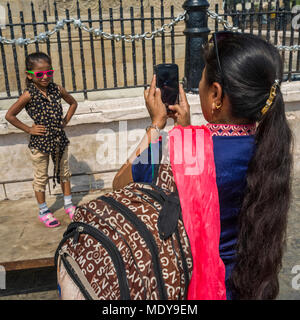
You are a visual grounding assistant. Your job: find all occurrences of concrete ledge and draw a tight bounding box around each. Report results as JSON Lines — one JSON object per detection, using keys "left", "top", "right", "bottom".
{"left": 0, "top": 86, "right": 299, "bottom": 200}
{"left": 1, "top": 258, "right": 54, "bottom": 272}
{"left": 0, "top": 93, "right": 201, "bottom": 135}
{"left": 87, "top": 87, "right": 145, "bottom": 101}
{"left": 0, "top": 87, "right": 146, "bottom": 110}
{"left": 0, "top": 81, "right": 299, "bottom": 135}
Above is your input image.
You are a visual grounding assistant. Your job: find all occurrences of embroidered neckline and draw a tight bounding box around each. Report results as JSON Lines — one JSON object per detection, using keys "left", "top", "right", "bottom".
{"left": 206, "top": 123, "right": 256, "bottom": 136}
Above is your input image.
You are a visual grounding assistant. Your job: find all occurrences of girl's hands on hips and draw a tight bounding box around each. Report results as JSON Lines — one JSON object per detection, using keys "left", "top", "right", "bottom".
{"left": 168, "top": 84, "right": 191, "bottom": 127}
{"left": 29, "top": 124, "right": 46, "bottom": 136}
{"left": 144, "top": 75, "right": 168, "bottom": 130}
{"left": 62, "top": 118, "right": 67, "bottom": 128}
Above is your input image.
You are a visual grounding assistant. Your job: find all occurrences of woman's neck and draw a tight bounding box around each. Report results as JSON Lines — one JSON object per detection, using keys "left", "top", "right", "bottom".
{"left": 209, "top": 117, "right": 253, "bottom": 125}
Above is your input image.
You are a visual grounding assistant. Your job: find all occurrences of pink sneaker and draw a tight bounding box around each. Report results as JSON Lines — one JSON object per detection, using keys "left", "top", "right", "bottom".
{"left": 65, "top": 205, "right": 76, "bottom": 220}
{"left": 39, "top": 212, "right": 60, "bottom": 228}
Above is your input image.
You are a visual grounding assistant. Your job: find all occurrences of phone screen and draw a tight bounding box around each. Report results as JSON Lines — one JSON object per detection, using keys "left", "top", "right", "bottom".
{"left": 155, "top": 64, "right": 179, "bottom": 108}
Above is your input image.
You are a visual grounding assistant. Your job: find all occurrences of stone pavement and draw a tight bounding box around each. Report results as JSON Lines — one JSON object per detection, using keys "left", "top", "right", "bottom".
{"left": 0, "top": 188, "right": 110, "bottom": 300}
{"left": 0, "top": 189, "right": 110, "bottom": 264}
{"left": 277, "top": 176, "right": 300, "bottom": 300}
{"left": 0, "top": 178, "right": 299, "bottom": 300}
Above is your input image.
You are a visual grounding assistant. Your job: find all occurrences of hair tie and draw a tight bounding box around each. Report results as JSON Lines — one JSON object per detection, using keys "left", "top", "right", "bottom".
{"left": 261, "top": 79, "right": 280, "bottom": 115}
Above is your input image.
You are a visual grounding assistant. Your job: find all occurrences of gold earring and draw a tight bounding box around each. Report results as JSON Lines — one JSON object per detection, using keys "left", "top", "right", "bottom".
{"left": 214, "top": 102, "right": 222, "bottom": 109}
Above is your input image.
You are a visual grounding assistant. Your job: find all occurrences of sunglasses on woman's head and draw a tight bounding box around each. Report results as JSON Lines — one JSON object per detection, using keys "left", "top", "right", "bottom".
{"left": 206, "top": 31, "right": 246, "bottom": 80}
{"left": 27, "top": 70, "right": 54, "bottom": 78}
{"left": 208, "top": 31, "right": 239, "bottom": 77}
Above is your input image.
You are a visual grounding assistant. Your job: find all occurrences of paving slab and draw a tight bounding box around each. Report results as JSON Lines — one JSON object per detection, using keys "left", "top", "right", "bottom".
{"left": 0, "top": 189, "right": 111, "bottom": 266}
{"left": 277, "top": 177, "right": 300, "bottom": 300}
{"left": 0, "top": 290, "right": 59, "bottom": 300}
{"left": 0, "top": 178, "right": 299, "bottom": 300}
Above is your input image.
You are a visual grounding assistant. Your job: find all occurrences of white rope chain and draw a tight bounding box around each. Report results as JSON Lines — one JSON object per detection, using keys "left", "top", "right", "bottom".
{"left": 0, "top": 11, "right": 186, "bottom": 46}
{"left": 0, "top": 9, "right": 298, "bottom": 51}
{"left": 206, "top": 9, "right": 300, "bottom": 52}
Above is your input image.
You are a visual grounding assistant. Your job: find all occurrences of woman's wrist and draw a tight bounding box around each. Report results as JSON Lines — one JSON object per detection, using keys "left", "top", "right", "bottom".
{"left": 146, "top": 123, "right": 160, "bottom": 133}
{"left": 151, "top": 120, "right": 165, "bottom": 130}
{"left": 146, "top": 125, "right": 160, "bottom": 144}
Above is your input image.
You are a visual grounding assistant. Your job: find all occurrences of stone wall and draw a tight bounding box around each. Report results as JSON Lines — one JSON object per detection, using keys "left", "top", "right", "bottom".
{"left": 0, "top": 90, "right": 201, "bottom": 200}
{"left": 0, "top": 0, "right": 224, "bottom": 18}
{"left": 0, "top": 80, "right": 300, "bottom": 200}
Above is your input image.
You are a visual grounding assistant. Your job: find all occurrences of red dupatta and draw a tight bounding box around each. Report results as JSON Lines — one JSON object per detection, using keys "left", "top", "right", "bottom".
{"left": 168, "top": 125, "right": 226, "bottom": 300}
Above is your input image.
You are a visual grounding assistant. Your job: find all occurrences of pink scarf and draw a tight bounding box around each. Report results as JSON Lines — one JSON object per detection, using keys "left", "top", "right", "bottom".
{"left": 168, "top": 125, "right": 226, "bottom": 300}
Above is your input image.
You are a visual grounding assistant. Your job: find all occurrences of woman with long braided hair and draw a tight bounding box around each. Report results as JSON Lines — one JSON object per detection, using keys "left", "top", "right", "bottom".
{"left": 113, "top": 32, "right": 293, "bottom": 299}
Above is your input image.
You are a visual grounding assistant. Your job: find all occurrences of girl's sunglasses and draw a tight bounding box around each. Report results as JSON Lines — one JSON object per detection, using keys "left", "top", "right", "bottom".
{"left": 27, "top": 70, "right": 54, "bottom": 78}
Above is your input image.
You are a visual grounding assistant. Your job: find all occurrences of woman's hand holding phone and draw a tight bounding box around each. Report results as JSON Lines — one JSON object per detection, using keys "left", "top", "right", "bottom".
{"left": 144, "top": 75, "right": 191, "bottom": 129}
{"left": 168, "top": 84, "right": 191, "bottom": 127}
{"left": 144, "top": 75, "right": 168, "bottom": 130}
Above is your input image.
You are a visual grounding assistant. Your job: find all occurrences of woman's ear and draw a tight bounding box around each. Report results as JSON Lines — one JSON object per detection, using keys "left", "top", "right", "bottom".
{"left": 211, "top": 81, "right": 223, "bottom": 106}
{"left": 209, "top": 82, "right": 224, "bottom": 121}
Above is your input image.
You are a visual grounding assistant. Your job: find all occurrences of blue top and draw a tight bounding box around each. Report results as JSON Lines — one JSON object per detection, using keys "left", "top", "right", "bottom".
{"left": 132, "top": 140, "right": 161, "bottom": 183}
{"left": 212, "top": 135, "right": 255, "bottom": 299}
{"left": 132, "top": 134, "right": 256, "bottom": 300}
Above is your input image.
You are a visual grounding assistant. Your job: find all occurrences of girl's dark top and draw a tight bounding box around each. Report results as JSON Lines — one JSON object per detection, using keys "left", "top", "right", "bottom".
{"left": 24, "top": 81, "right": 70, "bottom": 187}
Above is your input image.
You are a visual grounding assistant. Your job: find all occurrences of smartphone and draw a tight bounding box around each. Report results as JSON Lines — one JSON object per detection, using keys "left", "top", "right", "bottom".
{"left": 154, "top": 64, "right": 179, "bottom": 111}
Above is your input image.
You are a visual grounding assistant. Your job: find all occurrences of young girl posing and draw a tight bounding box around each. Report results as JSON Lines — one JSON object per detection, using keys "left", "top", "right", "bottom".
{"left": 5, "top": 52, "right": 78, "bottom": 228}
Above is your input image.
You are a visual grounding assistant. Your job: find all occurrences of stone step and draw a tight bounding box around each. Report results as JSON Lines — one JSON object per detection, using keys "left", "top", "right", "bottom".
{"left": 0, "top": 259, "right": 57, "bottom": 297}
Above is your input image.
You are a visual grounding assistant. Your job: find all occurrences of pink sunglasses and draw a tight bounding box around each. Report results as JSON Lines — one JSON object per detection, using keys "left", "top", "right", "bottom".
{"left": 27, "top": 70, "right": 54, "bottom": 78}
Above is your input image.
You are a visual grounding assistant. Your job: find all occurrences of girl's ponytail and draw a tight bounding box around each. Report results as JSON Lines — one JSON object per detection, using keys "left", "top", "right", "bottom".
{"left": 231, "top": 89, "right": 293, "bottom": 299}
{"left": 25, "top": 76, "right": 32, "bottom": 87}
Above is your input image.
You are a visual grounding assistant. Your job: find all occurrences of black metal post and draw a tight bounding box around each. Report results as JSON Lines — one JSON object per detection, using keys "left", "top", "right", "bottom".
{"left": 183, "top": 0, "right": 210, "bottom": 94}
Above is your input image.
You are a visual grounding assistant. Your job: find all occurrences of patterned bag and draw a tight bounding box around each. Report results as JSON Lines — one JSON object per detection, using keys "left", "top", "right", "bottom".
{"left": 55, "top": 163, "right": 193, "bottom": 300}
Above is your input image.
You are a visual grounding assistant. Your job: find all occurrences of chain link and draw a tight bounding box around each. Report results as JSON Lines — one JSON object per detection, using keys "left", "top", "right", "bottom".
{"left": 0, "top": 11, "right": 187, "bottom": 46}
{"left": 206, "top": 9, "right": 240, "bottom": 32}
{"left": 0, "top": 8, "right": 299, "bottom": 51}
{"left": 275, "top": 44, "right": 300, "bottom": 51}
{"left": 206, "top": 9, "right": 300, "bottom": 51}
